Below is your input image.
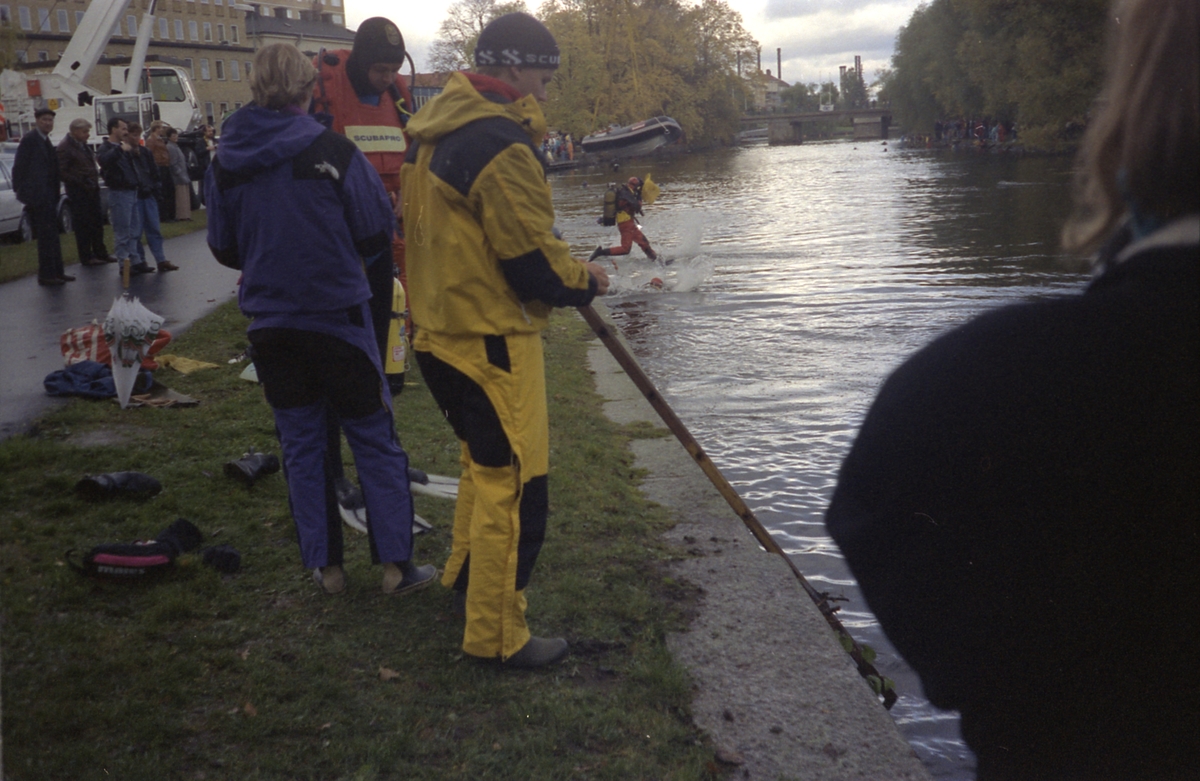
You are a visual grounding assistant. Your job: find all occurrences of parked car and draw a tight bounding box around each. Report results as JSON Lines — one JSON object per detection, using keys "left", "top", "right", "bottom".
{"left": 0, "top": 150, "right": 87, "bottom": 242}
{"left": 0, "top": 155, "right": 32, "bottom": 242}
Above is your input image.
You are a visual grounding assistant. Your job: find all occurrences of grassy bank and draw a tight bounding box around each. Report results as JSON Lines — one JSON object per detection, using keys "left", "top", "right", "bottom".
{"left": 0, "top": 304, "right": 719, "bottom": 780}
{"left": 0, "top": 211, "right": 207, "bottom": 284}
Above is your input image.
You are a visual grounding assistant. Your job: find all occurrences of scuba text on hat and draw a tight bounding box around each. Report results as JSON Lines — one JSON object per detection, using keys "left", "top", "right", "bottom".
{"left": 474, "top": 13, "right": 560, "bottom": 70}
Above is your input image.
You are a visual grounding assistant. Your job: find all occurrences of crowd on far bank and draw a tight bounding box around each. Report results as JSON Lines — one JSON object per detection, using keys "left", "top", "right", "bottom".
{"left": 541, "top": 130, "right": 575, "bottom": 163}
{"left": 900, "top": 116, "right": 1019, "bottom": 150}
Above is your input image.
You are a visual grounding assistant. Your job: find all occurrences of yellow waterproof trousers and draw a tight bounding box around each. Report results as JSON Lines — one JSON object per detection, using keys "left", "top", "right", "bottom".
{"left": 414, "top": 330, "right": 550, "bottom": 661}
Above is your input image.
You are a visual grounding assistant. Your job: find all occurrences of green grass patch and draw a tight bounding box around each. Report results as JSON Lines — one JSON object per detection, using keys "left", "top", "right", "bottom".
{"left": 0, "top": 304, "right": 720, "bottom": 780}
{"left": 0, "top": 210, "right": 207, "bottom": 284}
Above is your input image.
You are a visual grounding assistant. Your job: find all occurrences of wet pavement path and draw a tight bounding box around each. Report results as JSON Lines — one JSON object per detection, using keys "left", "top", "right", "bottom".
{"left": 0, "top": 229, "right": 240, "bottom": 440}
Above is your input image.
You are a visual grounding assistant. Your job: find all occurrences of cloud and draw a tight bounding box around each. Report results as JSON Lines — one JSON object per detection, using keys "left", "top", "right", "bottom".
{"left": 764, "top": 0, "right": 899, "bottom": 20}
{"left": 740, "top": 2, "right": 914, "bottom": 82}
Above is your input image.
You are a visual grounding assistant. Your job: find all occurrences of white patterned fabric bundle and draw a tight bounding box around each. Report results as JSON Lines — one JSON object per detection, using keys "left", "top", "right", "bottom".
{"left": 103, "top": 296, "right": 164, "bottom": 408}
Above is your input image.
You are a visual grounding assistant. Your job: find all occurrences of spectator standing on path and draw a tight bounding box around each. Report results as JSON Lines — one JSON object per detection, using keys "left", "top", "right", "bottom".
{"left": 205, "top": 43, "right": 436, "bottom": 598}
{"left": 97, "top": 117, "right": 142, "bottom": 272}
{"left": 824, "top": 1, "right": 1198, "bottom": 778}
{"left": 166, "top": 128, "right": 192, "bottom": 221}
{"left": 56, "top": 118, "right": 116, "bottom": 267}
{"left": 194, "top": 124, "right": 216, "bottom": 206}
{"left": 402, "top": 12, "right": 610, "bottom": 668}
{"left": 145, "top": 120, "right": 175, "bottom": 222}
{"left": 12, "top": 107, "right": 71, "bottom": 286}
{"left": 127, "top": 122, "right": 179, "bottom": 273}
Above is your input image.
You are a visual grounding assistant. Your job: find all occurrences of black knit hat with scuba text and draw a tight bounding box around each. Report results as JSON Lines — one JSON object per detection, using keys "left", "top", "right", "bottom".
{"left": 474, "top": 13, "right": 560, "bottom": 70}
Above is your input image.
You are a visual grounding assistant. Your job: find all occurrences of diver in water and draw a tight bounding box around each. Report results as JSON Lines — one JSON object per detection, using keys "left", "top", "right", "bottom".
{"left": 590, "top": 176, "right": 658, "bottom": 262}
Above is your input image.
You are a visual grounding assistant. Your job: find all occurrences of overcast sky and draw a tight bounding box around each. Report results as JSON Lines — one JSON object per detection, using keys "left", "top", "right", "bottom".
{"left": 348, "top": 0, "right": 923, "bottom": 86}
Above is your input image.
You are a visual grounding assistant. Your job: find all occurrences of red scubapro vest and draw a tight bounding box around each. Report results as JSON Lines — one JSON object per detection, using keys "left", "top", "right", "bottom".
{"left": 312, "top": 49, "right": 412, "bottom": 193}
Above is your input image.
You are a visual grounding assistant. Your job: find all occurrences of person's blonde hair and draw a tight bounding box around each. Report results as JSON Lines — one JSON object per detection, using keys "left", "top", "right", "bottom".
{"left": 1063, "top": 0, "right": 1199, "bottom": 253}
{"left": 250, "top": 43, "right": 317, "bottom": 111}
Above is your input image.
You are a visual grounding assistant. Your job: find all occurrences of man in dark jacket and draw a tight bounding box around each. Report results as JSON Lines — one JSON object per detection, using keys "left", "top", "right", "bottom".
{"left": 97, "top": 117, "right": 143, "bottom": 269}
{"left": 127, "top": 121, "right": 178, "bottom": 273}
{"left": 56, "top": 118, "right": 114, "bottom": 267}
{"left": 13, "top": 107, "right": 70, "bottom": 285}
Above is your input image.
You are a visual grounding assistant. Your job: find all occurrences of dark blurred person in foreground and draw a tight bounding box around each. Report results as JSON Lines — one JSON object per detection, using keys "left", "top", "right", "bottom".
{"left": 825, "top": 1, "right": 1197, "bottom": 778}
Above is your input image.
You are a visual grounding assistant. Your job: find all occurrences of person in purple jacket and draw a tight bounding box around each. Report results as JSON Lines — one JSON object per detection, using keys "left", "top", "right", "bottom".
{"left": 205, "top": 43, "right": 435, "bottom": 597}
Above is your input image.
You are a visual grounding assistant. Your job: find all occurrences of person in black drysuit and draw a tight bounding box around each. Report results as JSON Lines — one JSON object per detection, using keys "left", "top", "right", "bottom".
{"left": 824, "top": 2, "right": 1198, "bottom": 779}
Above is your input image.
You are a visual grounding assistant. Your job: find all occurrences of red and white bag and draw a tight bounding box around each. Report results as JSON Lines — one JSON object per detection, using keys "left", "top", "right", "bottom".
{"left": 60, "top": 322, "right": 172, "bottom": 371}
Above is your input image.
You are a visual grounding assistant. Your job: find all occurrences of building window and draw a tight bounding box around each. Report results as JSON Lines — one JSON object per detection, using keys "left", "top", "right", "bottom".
{"left": 203, "top": 21, "right": 211, "bottom": 41}
{"left": 126, "top": 15, "right": 136, "bottom": 37}
{"left": 215, "top": 0, "right": 223, "bottom": 5}
{"left": 205, "top": 101, "right": 214, "bottom": 124}
{"left": 234, "top": 101, "right": 242, "bottom": 109}
{"left": 189, "top": 20, "right": 198, "bottom": 40}
{"left": 17, "top": 6, "right": 30, "bottom": 30}
{"left": 36, "top": 7, "right": 48, "bottom": 31}
{"left": 0, "top": 6, "right": 10, "bottom": 25}
{"left": 199, "top": 58, "right": 210, "bottom": 80}
{"left": 201, "top": 0, "right": 208, "bottom": 4}
{"left": 37, "top": 50, "right": 48, "bottom": 61}
{"left": 76, "top": 11, "right": 84, "bottom": 27}
{"left": 244, "top": 61, "right": 251, "bottom": 77}
{"left": 158, "top": 17, "right": 167, "bottom": 38}
{"left": 331, "top": 14, "right": 342, "bottom": 24}
{"left": 56, "top": 8, "right": 68, "bottom": 32}
{"left": 15, "top": 49, "right": 26, "bottom": 63}
{"left": 331, "top": 0, "right": 341, "bottom": 6}
{"left": 231, "top": 24, "right": 238, "bottom": 43}
{"left": 217, "top": 23, "right": 224, "bottom": 41}
{"left": 185, "top": 58, "right": 194, "bottom": 78}
{"left": 229, "top": 59, "right": 239, "bottom": 81}
{"left": 219, "top": 102, "right": 228, "bottom": 117}
{"left": 215, "top": 60, "right": 224, "bottom": 80}
{"left": 174, "top": 19, "right": 183, "bottom": 39}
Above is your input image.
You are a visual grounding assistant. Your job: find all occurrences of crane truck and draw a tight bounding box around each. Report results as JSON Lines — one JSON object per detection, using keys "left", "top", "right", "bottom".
{"left": 0, "top": 0, "right": 203, "bottom": 144}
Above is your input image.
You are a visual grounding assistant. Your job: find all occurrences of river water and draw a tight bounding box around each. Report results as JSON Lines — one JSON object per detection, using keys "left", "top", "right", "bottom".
{"left": 549, "top": 141, "right": 1091, "bottom": 779}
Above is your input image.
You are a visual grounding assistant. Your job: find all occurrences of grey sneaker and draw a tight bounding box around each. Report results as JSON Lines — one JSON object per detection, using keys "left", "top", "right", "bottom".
{"left": 381, "top": 561, "right": 437, "bottom": 595}
{"left": 313, "top": 565, "right": 346, "bottom": 595}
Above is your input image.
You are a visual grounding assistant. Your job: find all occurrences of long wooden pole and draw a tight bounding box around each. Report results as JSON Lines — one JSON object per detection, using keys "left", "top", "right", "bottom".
{"left": 578, "top": 303, "right": 897, "bottom": 708}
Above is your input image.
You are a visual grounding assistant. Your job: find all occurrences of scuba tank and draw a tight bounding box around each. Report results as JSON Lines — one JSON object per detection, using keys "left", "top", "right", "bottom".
{"left": 385, "top": 278, "right": 408, "bottom": 377}
{"left": 601, "top": 185, "right": 618, "bottom": 226}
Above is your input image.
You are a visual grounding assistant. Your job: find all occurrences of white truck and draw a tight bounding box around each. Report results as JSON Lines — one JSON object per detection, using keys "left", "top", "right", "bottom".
{"left": 0, "top": 0, "right": 203, "bottom": 143}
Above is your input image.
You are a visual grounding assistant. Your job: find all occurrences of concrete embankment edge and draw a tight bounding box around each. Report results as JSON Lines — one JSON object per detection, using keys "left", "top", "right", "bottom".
{"left": 583, "top": 303, "right": 931, "bottom": 781}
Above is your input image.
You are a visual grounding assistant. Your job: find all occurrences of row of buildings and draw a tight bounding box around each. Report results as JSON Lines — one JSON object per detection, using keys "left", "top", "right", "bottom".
{"left": 2, "top": 0, "right": 359, "bottom": 130}
{"left": 4, "top": 1, "right": 796, "bottom": 133}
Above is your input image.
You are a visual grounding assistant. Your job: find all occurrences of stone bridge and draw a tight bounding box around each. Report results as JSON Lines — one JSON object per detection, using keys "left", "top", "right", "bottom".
{"left": 740, "top": 108, "right": 893, "bottom": 144}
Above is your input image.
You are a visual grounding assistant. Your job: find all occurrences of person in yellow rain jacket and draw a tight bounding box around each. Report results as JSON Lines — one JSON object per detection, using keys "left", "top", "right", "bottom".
{"left": 401, "top": 12, "right": 610, "bottom": 668}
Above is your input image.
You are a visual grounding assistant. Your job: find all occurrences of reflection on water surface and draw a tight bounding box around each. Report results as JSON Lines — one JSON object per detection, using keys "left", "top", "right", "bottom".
{"left": 552, "top": 142, "right": 1088, "bottom": 779}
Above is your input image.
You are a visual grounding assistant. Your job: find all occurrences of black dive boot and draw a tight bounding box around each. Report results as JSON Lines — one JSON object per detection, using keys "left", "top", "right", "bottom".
{"left": 224, "top": 449, "right": 281, "bottom": 486}
{"left": 75, "top": 471, "right": 163, "bottom": 501}
{"left": 588, "top": 246, "right": 606, "bottom": 262}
